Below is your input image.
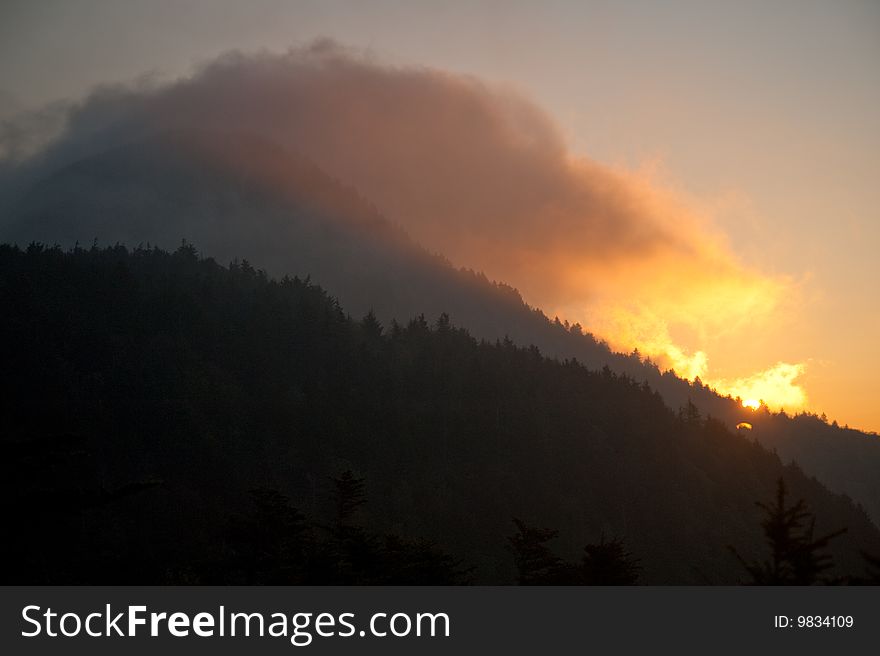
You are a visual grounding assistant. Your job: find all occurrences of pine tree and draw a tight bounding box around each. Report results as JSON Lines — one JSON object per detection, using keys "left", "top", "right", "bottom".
{"left": 680, "top": 398, "right": 702, "bottom": 426}
{"left": 360, "top": 310, "right": 384, "bottom": 340}
{"left": 222, "top": 489, "right": 310, "bottom": 584}
{"left": 508, "top": 519, "right": 564, "bottom": 584}
{"left": 333, "top": 470, "right": 366, "bottom": 525}
{"left": 730, "top": 478, "right": 846, "bottom": 584}
{"left": 581, "top": 536, "right": 641, "bottom": 585}
{"left": 435, "top": 312, "right": 451, "bottom": 332}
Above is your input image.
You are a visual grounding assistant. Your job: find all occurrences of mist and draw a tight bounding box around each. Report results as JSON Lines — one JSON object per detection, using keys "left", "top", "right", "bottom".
{"left": 0, "top": 40, "right": 805, "bottom": 408}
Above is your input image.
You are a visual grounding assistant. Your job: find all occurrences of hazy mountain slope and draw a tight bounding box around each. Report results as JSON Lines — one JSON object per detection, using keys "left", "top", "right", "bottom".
{"left": 2, "top": 244, "right": 878, "bottom": 584}
{"left": 2, "top": 129, "right": 878, "bottom": 526}
{"left": 3, "top": 131, "right": 590, "bottom": 349}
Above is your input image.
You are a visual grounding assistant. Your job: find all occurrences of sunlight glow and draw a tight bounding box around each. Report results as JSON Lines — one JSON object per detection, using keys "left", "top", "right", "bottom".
{"left": 719, "top": 362, "right": 807, "bottom": 413}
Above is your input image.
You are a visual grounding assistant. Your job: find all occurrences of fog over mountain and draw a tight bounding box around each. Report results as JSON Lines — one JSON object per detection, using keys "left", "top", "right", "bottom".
{"left": 0, "top": 41, "right": 799, "bottom": 401}
{"left": 2, "top": 126, "right": 878, "bottom": 530}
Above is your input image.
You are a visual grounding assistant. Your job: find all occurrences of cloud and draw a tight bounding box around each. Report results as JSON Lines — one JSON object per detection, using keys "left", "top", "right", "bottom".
{"left": 715, "top": 362, "right": 807, "bottom": 410}
{"left": 0, "top": 40, "right": 806, "bottom": 409}
{"left": 0, "top": 99, "right": 66, "bottom": 162}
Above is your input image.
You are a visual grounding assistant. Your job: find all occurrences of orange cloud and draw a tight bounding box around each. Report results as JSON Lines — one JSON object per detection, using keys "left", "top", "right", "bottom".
{"left": 714, "top": 362, "right": 808, "bottom": 411}
{"left": 0, "top": 41, "right": 807, "bottom": 410}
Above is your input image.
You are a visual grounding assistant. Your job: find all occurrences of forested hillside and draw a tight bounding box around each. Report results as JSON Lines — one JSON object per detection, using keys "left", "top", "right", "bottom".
{"left": 3, "top": 131, "right": 877, "bottom": 526}
{"left": 2, "top": 244, "right": 877, "bottom": 584}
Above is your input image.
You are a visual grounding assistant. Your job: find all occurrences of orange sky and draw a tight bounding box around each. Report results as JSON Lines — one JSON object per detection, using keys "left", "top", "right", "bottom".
{"left": 1, "top": 1, "right": 878, "bottom": 431}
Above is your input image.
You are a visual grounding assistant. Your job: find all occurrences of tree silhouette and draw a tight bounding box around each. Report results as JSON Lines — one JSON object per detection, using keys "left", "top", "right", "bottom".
{"left": 333, "top": 470, "right": 367, "bottom": 525}
{"left": 326, "top": 471, "right": 375, "bottom": 583}
{"left": 508, "top": 519, "right": 565, "bottom": 584}
{"left": 360, "top": 310, "right": 384, "bottom": 340}
{"left": 219, "top": 488, "right": 311, "bottom": 584}
{"left": 730, "top": 478, "right": 846, "bottom": 584}
{"left": 680, "top": 398, "right": 702, "bottom": 427}
{"left": 582, "top": 536, "right": 641, "bottom": 585}
{"left": 509, "top": 520, "right": 640, "bottom": 585}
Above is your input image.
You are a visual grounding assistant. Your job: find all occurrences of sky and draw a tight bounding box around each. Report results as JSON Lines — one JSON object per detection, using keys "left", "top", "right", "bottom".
{"left": 1, "top": 0, "right": 878, "bottom": 431}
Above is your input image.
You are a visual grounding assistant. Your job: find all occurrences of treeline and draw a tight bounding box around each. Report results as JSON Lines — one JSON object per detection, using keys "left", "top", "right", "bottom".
{"left": 2, "top": 243, "right": 879, "bottom": 584}
{"left": 191, "top": 471, "right": 469, "bottom": 585}
{"left": 6, "top": 130, "right": 877, "bottom": 527}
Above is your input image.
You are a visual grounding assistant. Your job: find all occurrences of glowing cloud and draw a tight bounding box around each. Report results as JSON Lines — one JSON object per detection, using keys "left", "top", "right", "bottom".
{"left": 713, "top": 362, "right": 808, "bottom": 412}
{"left": 0, "top": 41, "right": 808, "bottom": 410}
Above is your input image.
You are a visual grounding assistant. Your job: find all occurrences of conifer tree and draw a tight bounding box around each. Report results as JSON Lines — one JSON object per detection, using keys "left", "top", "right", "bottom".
{"left": 333, "top": 470, "right": 367, "bottom": 524}
{"left": 360, "top": 310, "right": 384, "bottom": 339}
{"left": 581, "top": 536, "right": 641, "bottom": 585}
{"left": 731, "top": 478, "right": 846, "bottom": 584}
{"left": 508, "top": 519, "right": 564, "bottom": 584}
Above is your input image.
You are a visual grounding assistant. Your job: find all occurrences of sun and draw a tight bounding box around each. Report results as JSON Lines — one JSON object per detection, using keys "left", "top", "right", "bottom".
{"left": 742, "top": 399, "right": 760, "bottom": 410}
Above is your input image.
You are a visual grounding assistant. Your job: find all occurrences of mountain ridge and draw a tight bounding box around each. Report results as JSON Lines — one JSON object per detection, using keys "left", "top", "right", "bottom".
{"left": 2, "top": 242, "right": 878, "bottom": 583}
{"left": 3, "top": 128, "right": 878, "bottom": 527}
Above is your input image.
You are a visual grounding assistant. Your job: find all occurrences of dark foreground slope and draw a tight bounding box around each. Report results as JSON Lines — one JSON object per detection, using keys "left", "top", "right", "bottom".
{"left": 2, "top": 244, "right": 878, "bottom": 584}
{"left": 3, "top": 130, "right": 879, "bottom": 526}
